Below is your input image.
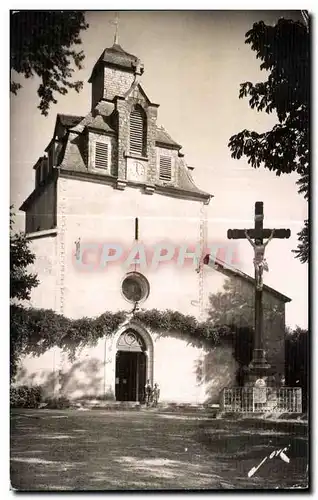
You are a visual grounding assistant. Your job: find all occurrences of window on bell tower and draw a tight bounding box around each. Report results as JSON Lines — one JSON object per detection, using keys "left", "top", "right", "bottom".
{"left": 129, "top": 105, "right": 147, "bottom": 156}
{"left": 159, "top": 155, "right": 172, "bottom": 181}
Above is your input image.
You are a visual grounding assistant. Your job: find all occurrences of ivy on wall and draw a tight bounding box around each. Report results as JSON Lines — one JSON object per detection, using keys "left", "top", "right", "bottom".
{"left": 10, "top": 305, "right": 236, "bottom": 380}
{"left": 134, "top": 309, "right": 233, "bottom": 347}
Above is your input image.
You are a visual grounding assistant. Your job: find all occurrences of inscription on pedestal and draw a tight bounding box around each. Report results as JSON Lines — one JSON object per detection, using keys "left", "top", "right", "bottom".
{"left": 253, "top": 378, "right": 267, "bottom": 403}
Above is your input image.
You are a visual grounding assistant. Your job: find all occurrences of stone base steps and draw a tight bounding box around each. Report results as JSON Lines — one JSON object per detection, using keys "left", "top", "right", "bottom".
{"left": 38, "top": 399, "right": 308, "bottom": 422}
{"left": 217, "top": 411, "right": 307, "bottom": 421}
{"left": 68, "top": 402, "right": 307, "bottom": 423}
{"left": 70, "top": 400, "right": 220, "bottom": 414}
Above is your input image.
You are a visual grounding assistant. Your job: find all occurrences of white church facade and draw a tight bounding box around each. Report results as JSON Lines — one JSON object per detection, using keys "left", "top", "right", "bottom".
{"left": 17, "top": 42, "right": 290, "bottom": 404}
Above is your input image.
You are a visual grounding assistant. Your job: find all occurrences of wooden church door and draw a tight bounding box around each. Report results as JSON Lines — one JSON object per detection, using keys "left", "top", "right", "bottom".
{"left": 115, "top": 331, "right": 147, "bottom": 402}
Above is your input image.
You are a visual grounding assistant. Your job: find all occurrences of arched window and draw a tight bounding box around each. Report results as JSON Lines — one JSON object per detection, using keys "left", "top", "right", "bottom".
{"left": 129, "top": 105, "right": 147, "bottom": 156}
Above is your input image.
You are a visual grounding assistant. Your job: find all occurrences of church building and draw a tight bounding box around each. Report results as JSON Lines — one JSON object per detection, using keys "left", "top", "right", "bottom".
{"left": 18, "top": 40, "right": 290, "bottom": 404}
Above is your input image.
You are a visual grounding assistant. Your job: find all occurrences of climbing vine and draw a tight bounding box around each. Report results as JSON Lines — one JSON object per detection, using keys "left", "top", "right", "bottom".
{"left": 10, "top": 304, "right": 235, "bottom": 380}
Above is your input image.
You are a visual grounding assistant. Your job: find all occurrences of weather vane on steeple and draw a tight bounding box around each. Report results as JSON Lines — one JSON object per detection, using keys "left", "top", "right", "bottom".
{"left": 110, "top": 12, "right": 120, "bottom": 45}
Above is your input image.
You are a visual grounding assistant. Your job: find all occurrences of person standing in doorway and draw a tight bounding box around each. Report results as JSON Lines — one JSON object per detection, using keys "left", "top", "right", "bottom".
{"left": 152, "top": 383, "right": 160, "bottom": 407}
{"left": 145, "top": 379, "right": 152, "bottom": 406}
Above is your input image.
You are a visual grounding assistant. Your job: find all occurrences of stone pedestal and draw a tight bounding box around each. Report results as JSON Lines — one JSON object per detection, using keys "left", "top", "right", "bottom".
{"left": 243, "top": 349, "right": 273, "bottom": 386}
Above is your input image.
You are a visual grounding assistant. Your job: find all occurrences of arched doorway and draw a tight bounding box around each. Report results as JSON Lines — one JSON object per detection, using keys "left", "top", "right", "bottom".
{"left": 115, "top": 330, "right": 147, "bottom": 402}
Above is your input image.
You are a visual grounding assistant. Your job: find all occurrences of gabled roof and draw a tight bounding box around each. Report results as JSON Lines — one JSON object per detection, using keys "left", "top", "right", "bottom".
{"left": 204, "top": 255, "right": 291, "bottom": 303}
{"left": 64, "top": 106, "right": 116, "bottom": 135}
{"left": 176, "top": 162, "right": 211, "bottom": 199}
{"left": 55, "top": 113, "right": 183, "bottom": 150}
{"left": 123, "top": 82, "right": 159, "bottom": 108}
{"left": 52, "top": 114, "right": 84, "bottom": 140}
{"left": 32, "top": 156, "right": 44, "bottom": 170}
{"left": 86, "top": 114, "right": 115, "bottom": 134}
{"left": 57, "top": 114, "right": 84, "bottom": 128}
{"left": 156, "top": 126, "right": 181, "bottom": 149}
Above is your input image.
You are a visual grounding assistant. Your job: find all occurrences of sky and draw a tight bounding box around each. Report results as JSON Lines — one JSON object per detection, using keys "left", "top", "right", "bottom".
{"left": 10, "top": 10, "right": 308, "bottom": 329}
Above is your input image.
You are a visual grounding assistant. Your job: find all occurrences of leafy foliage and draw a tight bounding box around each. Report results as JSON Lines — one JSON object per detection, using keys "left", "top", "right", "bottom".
{"left": 10, "top": 206, "right": 39, "bottom": 302}
{"left": 10, "top": 385, "right": 42, "bottom": 408}
{"left": 10, "top": 276, "right": 289, "bottom": 389}
{"left": 292, "top": 220, "right": 309, "bottom": 264}
{"left": 207, "top": 277, "right": 283, "bottom": 327}
{"left": 10, "top": 11, "right": 89, "bottom": 115}
{"left": 134, "top": 309, "right": 232, "bottom": 346}
{"left": 10, "top": 304, "right": 236, "bottom": 383}
{"left": 10, "top": 206, "right": 40, "bottom": 380}
{"left": 10, "top": 278, "right": 284, "bottom": 383}
{"left": 285, "top": 326, "right": 308, "bottom": 409}
{"left": 208, "top": 278, "right": 252, "bottom": 326}
{"left": 10, "top": 305, "right": 30, "bottom": 381}
{"left": 228, "top": 18, "right": 309, "bottom": 263}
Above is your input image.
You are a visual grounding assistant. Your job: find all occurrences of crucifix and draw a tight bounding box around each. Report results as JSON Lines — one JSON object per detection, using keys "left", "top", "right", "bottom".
{"left": 228, "top": 201, "right": 290, "bottom": 378}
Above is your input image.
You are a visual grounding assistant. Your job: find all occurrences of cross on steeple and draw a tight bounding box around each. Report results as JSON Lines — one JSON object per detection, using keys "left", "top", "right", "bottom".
{"left": 110, "top": 12, "right": 120, "bottom": 45}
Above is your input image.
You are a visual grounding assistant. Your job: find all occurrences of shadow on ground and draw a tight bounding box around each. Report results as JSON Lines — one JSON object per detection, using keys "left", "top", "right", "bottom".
{"left": 10, "top": 409, "right": 308, "bottom": 491}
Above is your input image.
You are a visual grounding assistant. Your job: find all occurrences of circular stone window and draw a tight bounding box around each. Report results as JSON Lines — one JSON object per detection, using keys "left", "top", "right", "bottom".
{"left": 121, "top": 272, "right": 150, "bottom": 303}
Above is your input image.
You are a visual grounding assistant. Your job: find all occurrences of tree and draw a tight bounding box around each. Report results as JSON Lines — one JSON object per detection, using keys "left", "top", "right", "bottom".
{"left": 207, "top": 276, "right": 283, "bottom": 327}
{"left": 207, "top": 277, "right": 287, "bottom": 384}
{"left": 285, "top": 326, "right": 308, "bottom": 410}
{"left": 10, "top": 206, "right": 40, "bottom": 380}
{"left": 10, "top": 11, "right": 89, "bottom": 115}
{"left": 10, "top": 206, "right": 39, "bottom": 301}
{"left": 228, "top": 17, "right": 309, "bottom": 263}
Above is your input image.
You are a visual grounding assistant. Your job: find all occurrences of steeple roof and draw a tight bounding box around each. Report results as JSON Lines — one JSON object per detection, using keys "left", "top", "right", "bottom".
{"left": 88, "top": 43, "right": 143, "bottom": 82}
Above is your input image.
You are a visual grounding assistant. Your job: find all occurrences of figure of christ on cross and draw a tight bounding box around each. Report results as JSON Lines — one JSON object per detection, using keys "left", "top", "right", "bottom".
{"left": 227, "top": 201, "right": 290, "bottom": 292}
{"left": 227, "top": 201, "right": 290, "bottom": 377}
{"left": 244, "top": 228, "right": 276, "bottom": 291}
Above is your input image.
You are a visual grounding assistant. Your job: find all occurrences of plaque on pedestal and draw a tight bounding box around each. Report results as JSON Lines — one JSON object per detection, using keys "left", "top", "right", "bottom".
{"left": 253, "top": 378, "right": 267, "bottom": 404}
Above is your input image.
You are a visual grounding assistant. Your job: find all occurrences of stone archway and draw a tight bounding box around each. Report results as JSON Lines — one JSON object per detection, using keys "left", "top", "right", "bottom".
{"left": 112, "top": 322, "right": 154, "bottom": 402}
{"left": 115, "top": 330, "right": 146, "bottom": 402}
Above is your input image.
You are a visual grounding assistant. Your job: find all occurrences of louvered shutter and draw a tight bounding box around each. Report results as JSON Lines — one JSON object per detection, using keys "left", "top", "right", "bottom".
{"left": 95, "top": 142, "right": 109, "bottom": 169}
{"left": 159, "top": 156, "right": 172, "bottom": 181}
{"left": 130, "top": 108, "right": 144, "bottom": 155}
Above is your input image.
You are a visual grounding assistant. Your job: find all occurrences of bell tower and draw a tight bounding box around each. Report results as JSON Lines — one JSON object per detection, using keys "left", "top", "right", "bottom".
{"left": 88, "top": 33, "right": 162, "bottom": 190}
{"left": 88, "top": 43, "right": 144, "bottom": 108}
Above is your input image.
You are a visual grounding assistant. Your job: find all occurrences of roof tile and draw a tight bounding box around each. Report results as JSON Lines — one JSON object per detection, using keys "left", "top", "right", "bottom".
{"left": 156, "top": 126, "right": 181, "bottom": 148}
{"left": 57, "top": 114, "right": 84, "bottom": 129}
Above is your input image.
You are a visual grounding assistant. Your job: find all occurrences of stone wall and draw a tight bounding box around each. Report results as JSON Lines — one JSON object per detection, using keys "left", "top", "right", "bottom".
{"left": 15, "top": 328, "right": 238, "bottom": 404}
{"left": 54, "top": 177, "right": 203, "bottom": 320}
{"left": 103, "top": 67, "right": 135, "bottom": 101}
{"left": 204, "top": 266, "right": 286, "bottom": 380}
{"left": 20, "top": 175, "right": 287, "bottom": 402}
